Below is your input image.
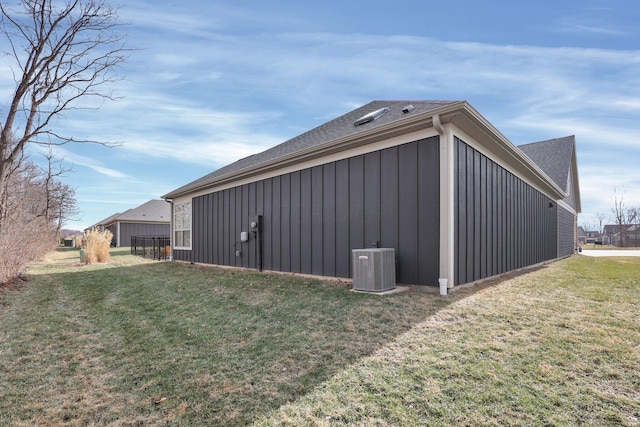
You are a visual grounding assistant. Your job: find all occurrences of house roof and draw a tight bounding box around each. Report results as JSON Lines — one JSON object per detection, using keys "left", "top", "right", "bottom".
{"left": 163, "top": 100, "right": 458, "bottom": 198}
{"left": 518, "top": 135, "right": 581, "bottom": 213}
{"left": 518, "top": 136, "right": 574, "bottom": 192}
{"left": 163, "top": 100, "right": 568, "bottom": 201}
{"left": 88, "top": 200, "right": 170, "bottom": 229}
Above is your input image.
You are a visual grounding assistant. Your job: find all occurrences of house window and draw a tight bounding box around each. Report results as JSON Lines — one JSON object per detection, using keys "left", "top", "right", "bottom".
{"left": 174, "top": 202, "right": 191, "bottom": 248}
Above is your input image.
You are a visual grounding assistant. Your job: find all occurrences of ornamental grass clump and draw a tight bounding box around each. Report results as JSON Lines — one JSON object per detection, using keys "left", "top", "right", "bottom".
{"left": 82, "top": 228, "right": 113, "bottom": 264}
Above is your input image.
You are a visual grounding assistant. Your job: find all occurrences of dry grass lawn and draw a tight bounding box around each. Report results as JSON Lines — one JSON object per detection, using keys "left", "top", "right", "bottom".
{"left": 1, "top": 248, "right": 638, "bottom": 426}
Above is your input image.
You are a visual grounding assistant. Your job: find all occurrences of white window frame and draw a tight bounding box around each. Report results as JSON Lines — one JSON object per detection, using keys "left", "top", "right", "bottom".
{"left": 173, "top": 201, "right": 192, "bottom": 249}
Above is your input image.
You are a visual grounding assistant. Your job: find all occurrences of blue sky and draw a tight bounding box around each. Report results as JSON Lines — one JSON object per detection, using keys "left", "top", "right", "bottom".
{"left": 3, "top": 0, "right": 640, "bottom": 231}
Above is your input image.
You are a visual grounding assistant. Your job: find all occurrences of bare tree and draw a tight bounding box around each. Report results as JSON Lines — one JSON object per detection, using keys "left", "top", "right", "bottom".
{"left": 611, "top": 188, "right": 639, "bottom": 247}
{"left": 40, "top": 148, "right": 79, "bottom": 233}
{"left": 596, "top": 212, "right": 607, "bottom": 234}
{"left": 0, "top": 0, "right": 129, "bottom": 226}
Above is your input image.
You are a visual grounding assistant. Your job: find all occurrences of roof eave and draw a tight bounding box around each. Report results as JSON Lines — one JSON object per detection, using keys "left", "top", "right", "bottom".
{"left": 163, "top": 102, "right": 467, "bottom": 199}
{"left": 452, "top": 102, "right": 567, "bottom": 200}
{"left": 164, "top": 101, "right": 567, "bottom": 202}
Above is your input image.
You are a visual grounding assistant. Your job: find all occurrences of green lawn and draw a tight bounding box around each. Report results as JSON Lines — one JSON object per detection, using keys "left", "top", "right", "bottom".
{"left": 1, "top": 248, "right": 639, "bottom": 426}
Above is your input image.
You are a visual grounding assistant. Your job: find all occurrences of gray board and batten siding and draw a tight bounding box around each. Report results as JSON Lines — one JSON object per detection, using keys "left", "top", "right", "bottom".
{"left": 454, "top": 137, "right": 559, "bottom": 286}
{"left": 105, "top": 222, "right": 169, "bottom": 247}
{"left": 167, "top": 101, "right": 580, "bottom": 288}
{"left": 173, "top": 136, "right": 441, "bottom": 286}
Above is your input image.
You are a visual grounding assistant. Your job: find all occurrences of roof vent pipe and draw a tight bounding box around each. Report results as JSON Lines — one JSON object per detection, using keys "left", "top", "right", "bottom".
{"left": 402, "top": 104, "right": 414, "bottom": 114}
{"left": 354, "top": 107, "right": 389, "bottom": 126}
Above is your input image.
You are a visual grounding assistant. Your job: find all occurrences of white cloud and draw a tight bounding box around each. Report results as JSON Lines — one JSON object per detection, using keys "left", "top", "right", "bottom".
{"left": 50, "top": 147, "right": 130, "bottom": 179}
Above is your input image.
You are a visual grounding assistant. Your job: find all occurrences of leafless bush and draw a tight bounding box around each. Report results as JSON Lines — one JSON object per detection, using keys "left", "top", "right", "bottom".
{"left": 83, "top": 228, "right": 113, "bottom": 264}
{"left": 0, "top": 209, "right": 57, "bottom": 285}
{"left": 0, "top": 159, "right": 66, "bottom": 285}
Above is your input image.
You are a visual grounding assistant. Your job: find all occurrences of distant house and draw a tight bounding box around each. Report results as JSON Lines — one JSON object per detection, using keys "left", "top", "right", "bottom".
{"left": 163, "top": 100, "right": 581, "bottom": 289}
{"left": 88, "top": 200, "right": 170, "bottom": 247}
{"left": 583, "top": 230, "right": 602, "bottom": 244}
{"left": 577, "top": 226, "right": 587, "bottom": 245}
{"left": 606, "top": 224, "right": 640, "bottom": 247}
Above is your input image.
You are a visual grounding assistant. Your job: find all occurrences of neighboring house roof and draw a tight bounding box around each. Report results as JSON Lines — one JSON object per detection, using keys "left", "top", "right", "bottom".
{"left": 577, "top": 226, "right": 586, "bottom": 237}
{"left": 163, "top": 100, "right": 567, "bottom": 201}
{"left": 89, "top": 212, "right": 121, "bottom": 229}
{"left": 518, "top": 135, "right": 581, "bottom": 212}
{"left": 87, "top": 200, "right": 170, "bottom": 230}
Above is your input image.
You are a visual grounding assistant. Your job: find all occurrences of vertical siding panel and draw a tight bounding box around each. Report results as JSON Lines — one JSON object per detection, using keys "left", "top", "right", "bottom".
{"left": 207, "top": 193, "right": 214, "bottom": 264}
{"left": 497, "top": 167, "right": 503, "bottom": 274}
{"left": 223, "top": 189, "right": 230, "bottom": 265}
{"left": 380, "top": 147, "right": 399, "bottom": 250}
{"left": 311, "top": 166, "right": 323, "bottom": 275}
{"left": 480, "top": 155, "right": 487, "bottom": 279}
{"left": 248, "top": 182, "right": 256, "bottom": 268}
{"left": 239, "top": 185, "right": 247, "bottom": 268}
{"left": 417, "top": 138, "right": 439, "bottom": 285}
{"left": 322, "top": 163, "right": 336, "bottom": 276}
{"left": 255, "top": 181, "right": 264, "bottom": 267}
{"left": 213, "top": 192, "right": 219, "bottom": 264}
{"left": 280, "top": 174, "right": 291, "bottom": 272}
{"left": 300, "top": 169, "right": 312, "bottom": 274}
{"left": 364, "top": 151, "right": 381, "bottom": 248}
{"left": 262, "top": 179, "right": 272, "bottom": 270}
{"left": 230, "top": 188, "right": 237, "bottom": 266}
{"left": 465, "top": 145, "right": 474, "bottom": 281}
{"left": 473, "top": 149, "right": 481, "bottom": 281}
{"left": 506, "top": 173, "right": 512, "bottom": 271}
{"left": 456, "top": 138, "right": 467, "bottom": 285}
{"left": 493, "top": 169, "right": 499, "bottom": 274}
{"left": 349, "top": 156, "right": 365, "bottom": 254}
{"left": 272, "top": 176, "right": 281, "bottom": 271}
{"left": 335, "top": 159, "right": 350, "bottom": 278}
{"left": 290, "top": 171, "right": 301, "bottom": 273}
{"left": 398, "top": 143, "right": 418, "bottom": 284}
{"left": 215, "top": 192, "right": 221, "bottom": 265}
{"left": 235, "top": 187, "right": 243, "bottom": 267}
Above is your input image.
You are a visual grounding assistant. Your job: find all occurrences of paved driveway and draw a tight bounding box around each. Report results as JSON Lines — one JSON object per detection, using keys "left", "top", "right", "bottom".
{"left": 581, "top": 250, "right": 640, "bottom": 257}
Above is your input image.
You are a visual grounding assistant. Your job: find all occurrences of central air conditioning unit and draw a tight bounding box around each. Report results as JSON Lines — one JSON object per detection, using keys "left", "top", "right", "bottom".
{"left": 352, "top": 248, "right": 396, "bottom": 292}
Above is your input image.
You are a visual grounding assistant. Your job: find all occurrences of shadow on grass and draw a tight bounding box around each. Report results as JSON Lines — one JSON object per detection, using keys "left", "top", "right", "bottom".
{"left": 4, "top": 248, "right": 527, "bottom": 425}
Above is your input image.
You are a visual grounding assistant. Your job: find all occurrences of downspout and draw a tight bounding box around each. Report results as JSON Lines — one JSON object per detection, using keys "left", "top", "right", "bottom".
{"left": 434, "top": 114, "right": 455, "bottom": 295}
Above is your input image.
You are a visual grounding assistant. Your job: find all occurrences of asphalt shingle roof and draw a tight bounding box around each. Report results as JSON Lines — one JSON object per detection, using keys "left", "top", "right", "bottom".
{"left": 165, "top": 100, "right": 458, "bottom": 197}
{"left": 518, "top": 135, "right": 575, "bottom": 193}
{"left": 90, "top": 200, "right": 170, "bottom": 229}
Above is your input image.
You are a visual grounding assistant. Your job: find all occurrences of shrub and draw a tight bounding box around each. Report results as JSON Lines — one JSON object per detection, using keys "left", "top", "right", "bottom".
{"left": 0, "top": 214, "right": 57, "bottom": 285}
{"left": 82, "top": 228, "right": 113, "bottom": 264}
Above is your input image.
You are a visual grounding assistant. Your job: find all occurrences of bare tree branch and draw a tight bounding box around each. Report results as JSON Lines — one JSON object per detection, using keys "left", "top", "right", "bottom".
{"left": 0, "top": 0, "right": 130, "bottom": 223}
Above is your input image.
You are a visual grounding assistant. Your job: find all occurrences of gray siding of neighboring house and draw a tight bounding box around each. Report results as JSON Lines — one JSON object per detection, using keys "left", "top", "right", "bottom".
{"left": 117, "top": 223, "right": 170, "bottom": 247}
{"left": 558, "top": 207, "right": 575, "bottom": 257}
{"left": 105, "top": 224, "right": 117, "bottom": 246}
{"left": 174, "top": 136, "right": 441, "bottom": 285}
{"left": 454, "top": 137, "right": 558, "bottom": 286}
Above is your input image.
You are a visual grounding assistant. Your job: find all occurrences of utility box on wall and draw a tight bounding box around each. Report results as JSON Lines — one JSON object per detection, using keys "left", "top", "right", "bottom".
{"left": 352, "top": 248, "right": 396, "bottom": 292}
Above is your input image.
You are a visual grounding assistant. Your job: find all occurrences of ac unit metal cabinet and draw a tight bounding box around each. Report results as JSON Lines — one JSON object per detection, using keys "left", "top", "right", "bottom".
{"left": 352, "top": 248, "right": 396, "bottom": 292}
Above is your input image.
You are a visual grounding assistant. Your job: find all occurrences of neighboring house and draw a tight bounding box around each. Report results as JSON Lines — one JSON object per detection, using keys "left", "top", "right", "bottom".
{"left": 577, "top": 226, "right": 587, "bottom": 245}
{"left": 583, "top": 231, "right": 601, "bottom": 244}
{"left": 607, "top": 224, "right": 640, "bottom": 247}
{"left": 88, "top": 199, "right": 171, "bottom": 247}
{"left": 162, "top": 100, "right": 581, "bottom": 289}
